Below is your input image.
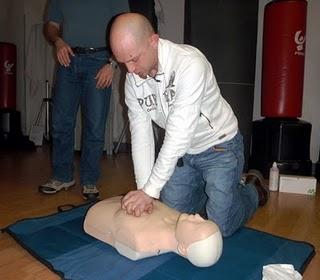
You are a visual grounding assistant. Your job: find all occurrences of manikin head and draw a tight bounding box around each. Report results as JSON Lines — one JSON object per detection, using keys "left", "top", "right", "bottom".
{"left": 175, "top": 213, "right": 223, "bottom": 267}
{"left": 110, "top": 13, "right": 159, "bottom": 79}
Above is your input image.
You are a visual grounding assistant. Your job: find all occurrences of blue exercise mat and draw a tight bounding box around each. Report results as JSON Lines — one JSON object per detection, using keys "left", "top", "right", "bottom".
{"left": 4, "top": 203, "right": 315, "bottom": 280}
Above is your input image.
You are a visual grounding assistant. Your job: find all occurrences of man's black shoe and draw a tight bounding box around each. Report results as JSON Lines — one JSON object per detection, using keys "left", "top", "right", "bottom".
{"left": 246, "top": 169, "right": 269, "bottom": 207}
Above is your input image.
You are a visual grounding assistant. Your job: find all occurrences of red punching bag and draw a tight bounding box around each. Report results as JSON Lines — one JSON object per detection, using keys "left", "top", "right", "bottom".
{"left": 0, "top": 42, "right": 16, "bottom": 109}
{"left": 261, "top": 0, "right": 307, "bottom": 118}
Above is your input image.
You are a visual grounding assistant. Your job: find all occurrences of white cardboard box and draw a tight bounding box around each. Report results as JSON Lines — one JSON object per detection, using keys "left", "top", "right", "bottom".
{"left": 279, "top": 175, "right": 317, "bottom": 196}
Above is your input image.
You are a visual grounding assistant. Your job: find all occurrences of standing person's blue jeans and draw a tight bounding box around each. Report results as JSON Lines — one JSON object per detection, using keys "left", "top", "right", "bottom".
{"left": 160, "top": 132, "right": 259, "bottom": 237}
{"left": 51, "top": 51, "right": 111, "bottom": 186}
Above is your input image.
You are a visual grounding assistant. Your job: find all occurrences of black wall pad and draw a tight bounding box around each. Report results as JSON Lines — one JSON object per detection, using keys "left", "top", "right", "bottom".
{"left": 184, "top": 0, "right": 259, "bottom": 170}
{"left": 249, "top": 118, "right": 312, "bottom": 178}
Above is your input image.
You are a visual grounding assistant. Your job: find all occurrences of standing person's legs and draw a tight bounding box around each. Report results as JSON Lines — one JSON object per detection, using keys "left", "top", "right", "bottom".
{"left": 196, "top": 132, "right": 258, "bottom": 237}
{"left": 79, "top": 52, "right": 111, "bottom": 199}
{"left": 52, "top": 63, "right": 81, "bottom": 182}
{"left": 160, "top": 160, "right": 207, "bottom": 215}
{"left": 39, "top": 61, "right": 81, "bottom": 193}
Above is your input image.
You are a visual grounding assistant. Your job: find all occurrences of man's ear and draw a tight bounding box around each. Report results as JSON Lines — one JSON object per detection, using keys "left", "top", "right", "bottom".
{"left": 177, "top": 244, "right": 188, "bottom": 257}
{"left": 150, "top": 33, "right": 159, "bottom": 47}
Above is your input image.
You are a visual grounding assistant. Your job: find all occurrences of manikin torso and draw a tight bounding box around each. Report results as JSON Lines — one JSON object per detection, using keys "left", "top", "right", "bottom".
{"left": 84, "top": 196, "right": 223, "bottom": 266}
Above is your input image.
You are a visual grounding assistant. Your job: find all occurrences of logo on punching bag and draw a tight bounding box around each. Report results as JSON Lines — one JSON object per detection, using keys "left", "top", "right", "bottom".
{"left": 4, "top": 60, "right": 14, "bottom": 75}
{"left": 294, "top": 30, "right": 305, "bottom": 56}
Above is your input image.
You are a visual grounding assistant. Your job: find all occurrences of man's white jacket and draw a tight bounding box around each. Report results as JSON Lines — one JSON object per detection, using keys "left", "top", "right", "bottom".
{"left": 125, "top": 38, "right": 238, "bottom": 199}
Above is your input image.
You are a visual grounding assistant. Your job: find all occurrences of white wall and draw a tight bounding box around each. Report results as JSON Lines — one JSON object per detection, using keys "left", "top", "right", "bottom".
{"left": 302, "top": 0, "right": 320, "bottom": 162}
{"left": 155, "top": 0, "right": 185, "bottom": 43}
{"left": 0, "top": 0, "right": 24, "bottom": 121}
{"left": 0, "top": 0, "right": 9, "bottom": 39}
{"left": 253, "top": 0, "right": 320, "bottom": 162}
{"left": 0, "top": 0, "right": 48, "bottom": 134}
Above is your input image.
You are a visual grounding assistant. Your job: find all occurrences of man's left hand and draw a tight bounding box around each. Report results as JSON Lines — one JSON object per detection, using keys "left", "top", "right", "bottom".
{"left": 95, "top": 64, "right": 114, "bottom": 89}
{"left": 121, "top": 190, "right": 154, "bottom": 217}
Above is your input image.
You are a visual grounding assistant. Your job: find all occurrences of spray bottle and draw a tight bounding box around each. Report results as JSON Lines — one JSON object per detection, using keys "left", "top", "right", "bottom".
{"left": 269, "top": 162, "right": 279, "bottom": 191}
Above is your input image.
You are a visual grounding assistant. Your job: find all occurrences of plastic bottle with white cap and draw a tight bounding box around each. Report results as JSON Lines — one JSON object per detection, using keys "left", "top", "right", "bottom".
{"left": 269, "top": 162, "right": 279, "bottom": 191}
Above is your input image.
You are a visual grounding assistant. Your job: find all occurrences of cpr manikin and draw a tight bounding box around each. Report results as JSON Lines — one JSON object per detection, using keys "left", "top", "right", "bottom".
{"left": 84, "top": 196, "right": 223, "bottom": 267}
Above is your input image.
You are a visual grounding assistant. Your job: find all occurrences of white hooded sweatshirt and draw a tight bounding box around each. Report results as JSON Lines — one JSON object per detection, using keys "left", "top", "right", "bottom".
{"left": 125, "top": 38, "right": 238, "bottom": 198}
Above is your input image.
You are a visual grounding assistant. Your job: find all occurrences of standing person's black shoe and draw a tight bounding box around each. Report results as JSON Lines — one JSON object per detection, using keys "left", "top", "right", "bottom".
{"left": 245, "top": 169, "right": 270, "bottom": 207}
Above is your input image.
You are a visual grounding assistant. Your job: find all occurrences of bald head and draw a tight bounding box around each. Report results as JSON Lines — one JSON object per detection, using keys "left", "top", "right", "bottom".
{"left": 110, "top": 13, "right": 154, "bottom": 48}
{"left": 110, "top": 13, "right": 159, "bottom": 78}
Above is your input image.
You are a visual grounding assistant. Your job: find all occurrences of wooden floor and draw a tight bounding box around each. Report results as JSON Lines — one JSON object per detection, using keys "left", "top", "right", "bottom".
{"left": 0, "top": 144, "right": 319, "bottom": 279}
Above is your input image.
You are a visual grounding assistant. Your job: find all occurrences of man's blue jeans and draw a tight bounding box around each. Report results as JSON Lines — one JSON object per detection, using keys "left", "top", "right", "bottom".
{"left": 51, "top": 51, "right": 111, "bottom": 185}
{"left": 160, "top": 132, "right": 259, "bottom": 237}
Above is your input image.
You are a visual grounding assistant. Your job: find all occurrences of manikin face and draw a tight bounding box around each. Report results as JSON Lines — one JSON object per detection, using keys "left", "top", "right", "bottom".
{"left": 112, "top": 34, "right": 159, "bottom": 79}
{"left": 175, "top": 213, "right": 222, "bottom": 267}
{"left": 175, "top": 213, "right": 218, "bottom": 249}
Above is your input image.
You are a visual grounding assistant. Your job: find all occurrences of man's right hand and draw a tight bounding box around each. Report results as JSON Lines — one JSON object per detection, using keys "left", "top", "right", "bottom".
{"left": 54, "top": 38, "right": 74, "bottom": 67}
{"left": 121, "top": 190, "right": 154, "bottom": 217}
